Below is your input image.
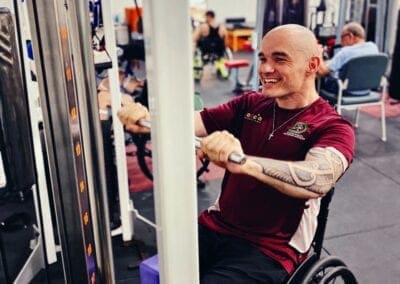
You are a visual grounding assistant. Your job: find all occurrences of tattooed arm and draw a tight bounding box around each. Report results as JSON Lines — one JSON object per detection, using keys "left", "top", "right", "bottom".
{"left": 244, "top": 147, "right": 348, "bottom": 199}
{"left": 199, "top": 131, "right": 349, "bottom": 199}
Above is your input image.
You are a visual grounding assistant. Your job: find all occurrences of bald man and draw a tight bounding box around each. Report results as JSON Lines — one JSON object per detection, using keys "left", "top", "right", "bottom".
{"left": 118, "top": 24, "right": 355, "bottom": 283}
{"left": 318, "top": 22, "right": 379, "bottom": 95}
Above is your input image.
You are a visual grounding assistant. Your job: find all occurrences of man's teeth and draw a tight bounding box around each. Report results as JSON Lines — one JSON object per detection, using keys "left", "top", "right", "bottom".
{"left": 264, "top": 79, "right": 278, "bottom": 83}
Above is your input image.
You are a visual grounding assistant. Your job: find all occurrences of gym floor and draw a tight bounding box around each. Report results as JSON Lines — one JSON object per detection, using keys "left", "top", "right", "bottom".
{"left": 1, "top": 50, "right": 400, "bottom": 283}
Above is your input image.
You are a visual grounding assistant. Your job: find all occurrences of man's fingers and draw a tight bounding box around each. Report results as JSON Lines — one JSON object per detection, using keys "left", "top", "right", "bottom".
{"left": 200, "top": 131, "right": 243, "bottom": 164}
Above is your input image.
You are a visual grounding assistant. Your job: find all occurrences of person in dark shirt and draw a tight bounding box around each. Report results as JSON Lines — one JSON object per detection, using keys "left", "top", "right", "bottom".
{"left": 118, "top": 24, "right": 355, "bottom": 283}
{"left": 193, "top": 10, "right": 229, "bottom": 79}
{"left": 193, "top": 10, "right": 227, "bottom": 58}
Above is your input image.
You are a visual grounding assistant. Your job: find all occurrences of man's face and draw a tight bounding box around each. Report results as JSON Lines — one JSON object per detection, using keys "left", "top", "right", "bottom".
{"left": 340, "top": 30, "right": 353, "bottom": 46}
{"left": 258, "top": 32, "right": 309, "bottom": 98}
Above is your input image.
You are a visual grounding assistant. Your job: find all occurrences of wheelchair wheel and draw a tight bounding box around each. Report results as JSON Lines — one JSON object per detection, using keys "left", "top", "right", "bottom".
{"left": 133, "top": 134, "right": 153, "bottom": 181}
{"left": 320, "top": 266, "right": 358, "bottom": 284}
{"left": 302, "top": 256, "right": 357, "bottom": 284}
{"left": 196, "top": 158, "right": 210, "bottom": 189}
{"left": 132, "top": 132, "right": 211, "bottom": 187}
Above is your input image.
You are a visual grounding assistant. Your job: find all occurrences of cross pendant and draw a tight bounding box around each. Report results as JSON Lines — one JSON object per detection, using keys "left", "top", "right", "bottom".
{"left": 268, "top": 133, "right": 274, "bottom": 140}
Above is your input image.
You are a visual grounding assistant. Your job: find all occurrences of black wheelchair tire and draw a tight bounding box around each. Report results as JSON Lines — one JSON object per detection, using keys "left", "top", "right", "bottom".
{"left": 302, "top": 256, "right": 355, "bottom": 284}
{"left": 320, "top": 266, "right": 358, "bottom": 284}
{"left": 133, "top": 134, "right": 153, "bottom": 181}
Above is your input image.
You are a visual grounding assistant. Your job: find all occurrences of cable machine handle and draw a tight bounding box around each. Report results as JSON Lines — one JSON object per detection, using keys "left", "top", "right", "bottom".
{"left": 137, "top": 120, "right": 247, "bottom": 165}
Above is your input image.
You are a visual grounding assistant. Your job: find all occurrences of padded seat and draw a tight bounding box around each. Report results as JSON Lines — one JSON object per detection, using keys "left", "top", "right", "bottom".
{"left": 224, "top": 59, "right": 250, "bottom": 68}
{"left": 224, "top": 59, "right": 251, "bottom": 94}
{"left": 320, "top": 89, "right": 382, "bottom": 105}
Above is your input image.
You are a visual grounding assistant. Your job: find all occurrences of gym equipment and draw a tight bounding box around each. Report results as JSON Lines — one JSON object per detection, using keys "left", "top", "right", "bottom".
{"left": 0, "top": 8, "right": 35, "bottom": 199}
{"left": 224, "top": 59, "right": 252, "bottom": 94}
{"left": 137, "top": 120, "right": 246, "bottom": 165}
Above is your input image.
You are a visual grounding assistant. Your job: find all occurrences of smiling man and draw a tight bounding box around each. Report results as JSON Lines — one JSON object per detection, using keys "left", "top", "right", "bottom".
{"left": 118, "top": 24, "right": 355, "bottom": 283}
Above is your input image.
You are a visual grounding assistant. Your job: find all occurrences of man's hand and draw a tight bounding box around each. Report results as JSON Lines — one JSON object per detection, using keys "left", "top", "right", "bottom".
{"left": 117, "top": 102, "right": 151, "bottom": 133}
{"left": 198, "top": 131, "right": 245, "bottom": 173}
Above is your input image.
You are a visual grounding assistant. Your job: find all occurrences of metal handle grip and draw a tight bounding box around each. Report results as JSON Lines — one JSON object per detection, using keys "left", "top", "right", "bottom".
{"left": 194, "top": 137, "right": 246, "bottom": 165}
{"left": 138, "top": 120, "right": 246, "bottom": 165}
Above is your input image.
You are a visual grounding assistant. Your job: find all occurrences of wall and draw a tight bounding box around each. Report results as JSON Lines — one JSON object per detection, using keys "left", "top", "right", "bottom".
{"left": 205, "top": 0, "right": 257, "bottom": 24}
{"left": 111, "top": 0, "right": 143, "bottom": 23}
{"left": 0, "top": 0, "right": 13, "bottom": 11}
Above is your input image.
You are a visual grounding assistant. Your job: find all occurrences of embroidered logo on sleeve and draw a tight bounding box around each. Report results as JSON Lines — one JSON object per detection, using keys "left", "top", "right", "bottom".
{"left": 284, "top": 122, "right": 308, "bottom": 140}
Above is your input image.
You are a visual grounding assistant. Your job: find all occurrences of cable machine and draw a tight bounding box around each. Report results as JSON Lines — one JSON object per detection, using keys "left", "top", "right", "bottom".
{"left": 23, "top": 0, "right": 114, "bottom": 282}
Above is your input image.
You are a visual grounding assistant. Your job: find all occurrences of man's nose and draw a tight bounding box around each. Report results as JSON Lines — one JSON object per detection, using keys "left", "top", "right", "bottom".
{"left": 259, "top": 62, "right": 274, "bottom": 73}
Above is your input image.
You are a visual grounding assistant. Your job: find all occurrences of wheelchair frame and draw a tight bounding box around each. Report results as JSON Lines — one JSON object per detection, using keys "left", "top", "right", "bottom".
{"left": 286, "top": 188, "right": 358, "bottom": 284}
{"left": 127, "top": 132, "right": 210, "bottom": 188}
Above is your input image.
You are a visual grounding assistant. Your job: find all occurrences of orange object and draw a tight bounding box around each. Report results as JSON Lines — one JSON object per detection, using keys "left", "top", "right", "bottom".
{"left": 125, "top": 7, "right": 142, "bottom": 32}
{"left": 226, "top": 28, "right": 253, "bottom": 52}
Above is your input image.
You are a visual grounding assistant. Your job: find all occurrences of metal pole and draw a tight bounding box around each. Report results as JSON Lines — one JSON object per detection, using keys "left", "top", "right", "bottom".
{"left": 25, "top": 0, "right": 102, "bottom": 282}
{"left": 385, "top": 0, "right": 400, "bottom": 54}
{"left": 101, "top": 0, "right": 134, "bottom": 243}
{"left": 14, "top": 0, "right": 58, "bottom": 265}
{"left": 252, "top": 0, "right": 266, "bottom": 90}
{"left": 375, "top": 0, "right": 387, "bottom": 51}
{"left": 142, "top": 0, "right": 199, "bottom": 283}
{"left": 69, "top": 0, "right": 115, "bottom": 282}
{"left": 336, "top": 0, "right": 349, "bottom": 43}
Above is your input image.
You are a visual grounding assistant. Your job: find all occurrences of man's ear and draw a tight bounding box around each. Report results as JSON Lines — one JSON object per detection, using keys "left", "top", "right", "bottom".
{"left": 307, "top": 56, "right": 321, "bottom": 74}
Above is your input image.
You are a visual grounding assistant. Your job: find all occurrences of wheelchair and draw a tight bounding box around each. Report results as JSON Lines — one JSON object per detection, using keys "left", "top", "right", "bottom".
{"left": 193, "top": 45, "right": 233, "bottom": 82}
{"left": 125, "top": 92, "right": 211, "bottom": 188}
{"left": 285, "top": 188, "right": 358, "bottom": 284}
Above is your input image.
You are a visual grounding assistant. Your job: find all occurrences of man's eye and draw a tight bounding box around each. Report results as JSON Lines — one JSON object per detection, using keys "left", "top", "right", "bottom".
{"left": 275, "top": 57, "right": 286, "bottom": 62}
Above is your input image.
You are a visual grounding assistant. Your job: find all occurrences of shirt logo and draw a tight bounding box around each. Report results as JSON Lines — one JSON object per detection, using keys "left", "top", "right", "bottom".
{"left": 284, "top": 122, "right": 308, "bottom": 140}
{"left": 244, "top": 112, "right": 263, "bottom": 123}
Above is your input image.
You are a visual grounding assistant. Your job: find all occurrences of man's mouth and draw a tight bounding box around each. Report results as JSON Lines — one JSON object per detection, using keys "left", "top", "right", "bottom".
{"left": 262, "top": 78, "right": 280, "bottom": 86}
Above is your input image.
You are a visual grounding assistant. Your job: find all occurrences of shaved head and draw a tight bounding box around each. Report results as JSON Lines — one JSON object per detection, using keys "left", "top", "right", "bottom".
{"left": 257, "top": 24, "right": 321, "bottom": 105}
{"left": 265, "top": 24, "right": 321, "bottom": 59}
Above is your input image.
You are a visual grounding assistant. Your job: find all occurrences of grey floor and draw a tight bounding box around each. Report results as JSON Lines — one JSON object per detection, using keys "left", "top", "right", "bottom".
{"left": 127, "top": 51, "right": 400, "bottom": 283}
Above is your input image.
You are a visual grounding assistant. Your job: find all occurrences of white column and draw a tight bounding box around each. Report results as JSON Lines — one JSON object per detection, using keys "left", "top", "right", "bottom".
{"left": 142, "top": 0, "right": 199, "bottom": 283}
{"left": 252, "top": 0, "right": 266, "bottom": 90}
{"left": 102, "top": 0, "right": 133, "bottom": 241}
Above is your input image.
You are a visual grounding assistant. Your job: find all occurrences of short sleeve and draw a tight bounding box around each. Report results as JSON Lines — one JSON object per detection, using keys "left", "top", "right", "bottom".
{"left": 311, "top": 118, "right": 355, "bottom": 165}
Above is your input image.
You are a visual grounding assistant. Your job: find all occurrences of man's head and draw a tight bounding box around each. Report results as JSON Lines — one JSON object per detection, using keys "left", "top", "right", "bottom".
{"left": 340, "top": 22, "right": 366, "bottom": 46}
{"left": 205, "top": 10, "right": 215, "bottom": 23}
{"left": 258, "top": 24, "right": 321, "bottom": 102}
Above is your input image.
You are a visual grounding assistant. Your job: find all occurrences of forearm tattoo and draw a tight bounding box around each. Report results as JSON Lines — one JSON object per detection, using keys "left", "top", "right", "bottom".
{"left": 253, "top": 147, "right": 348, "bottom": 194}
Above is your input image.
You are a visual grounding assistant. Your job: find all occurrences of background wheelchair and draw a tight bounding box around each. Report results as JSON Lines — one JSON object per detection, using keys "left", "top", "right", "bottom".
{"left": 193, "top": 45, "right": 233, "bottom": 82}
{"left": 285, "top": 188, "right": 358, "bottom": 284}
{"left": 125, "top": 92, "right": 211, "bottom": 188}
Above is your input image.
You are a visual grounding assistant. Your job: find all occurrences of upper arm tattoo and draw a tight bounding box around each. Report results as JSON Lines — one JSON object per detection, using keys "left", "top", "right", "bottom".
{"left": 253, "top": 147, "right": 348, "bottom": 195}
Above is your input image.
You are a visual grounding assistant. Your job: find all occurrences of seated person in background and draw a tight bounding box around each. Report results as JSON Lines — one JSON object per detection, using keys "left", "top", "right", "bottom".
{"left": 193, "top": 10, "right": 228, "bottom": 78}
{"left": 118, "top": 24, "right": 355, "bottom": 283}
{"left": 318, "top": 21, "right": 379, "bottom": 95}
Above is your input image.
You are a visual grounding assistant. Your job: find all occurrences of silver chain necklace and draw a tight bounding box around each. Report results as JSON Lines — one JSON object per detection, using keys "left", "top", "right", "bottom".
{"left": 268, "top": 102, "right": 309, "bottom": 140}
